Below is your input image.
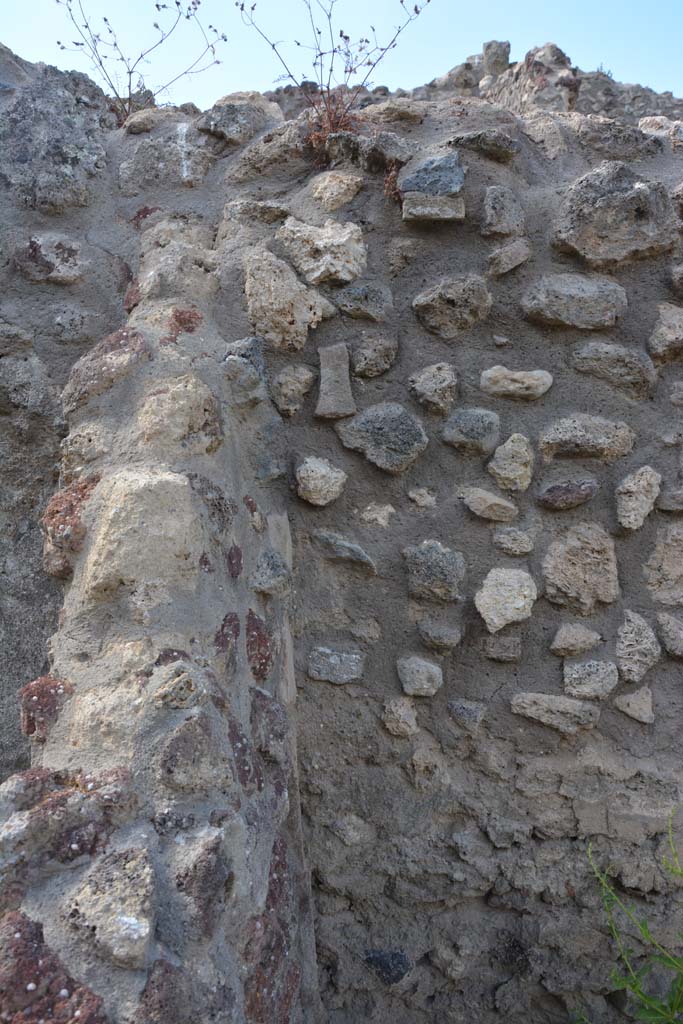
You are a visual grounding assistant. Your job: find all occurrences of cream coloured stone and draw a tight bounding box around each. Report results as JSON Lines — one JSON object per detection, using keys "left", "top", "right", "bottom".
{"left": 461, "top": 487, "right": 518, "bottom": 522}
{"left": 475, "top": 568, "right": 537, "bottom": 633}
{"left": 616, "top": 610, "right": 661, "bottom": 682}
{"left": 480, "top": 366, "right": 552, "bottom": 400}
{"left": 276, "top": 216, "right": 366, "bottom": 284}
{"left": 270, "top": 364, "right": 316, "bottom": 416}
{"left": 543, "top": 523, "right": 619, "bottom": 615}
{"left": 614, "top": 686, "right": 655, "bottom": 724}
{"left": 646, "top": 524, "right": 683, "bottom": 605}
{"left": 310, "top": 170, "right": 364, "bottom": 211}
{"left": 616, "top": 466, "right": 661, "bottom": 529}
{"left": 539, "top": 414, "right": 635, "bottom": 462}
{"left": 244, "top": 248, "right": 335, "bottom": 350}
{"left": 487, "top": 434, "right": 534, "bottom": 492}
{"left": 550, "top": 623, "right": 601, "bottom": 657}
{"left": 511, "top": 692, "right": 600, "bottom": 734}
{"left": 563, "top": 660, "right": 619, "bottom": 700}
{"left": 135, "top": 375, "right": 221, "bottom": 452}
{"left": 295, "top": 457, "right": 347, "bottom": 506}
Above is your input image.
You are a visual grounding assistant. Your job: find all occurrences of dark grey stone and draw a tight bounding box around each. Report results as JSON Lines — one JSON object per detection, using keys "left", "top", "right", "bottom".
{"left": 399, "top": 151, "right": 465, "bottom": 196}
{"left": 442, "top": 408, "right": 500, "bottom": 455}
{"left": 403, "top": 539, "right": 466, "bottom": 603}
{"left": 336, "top": 402, "right": 428, "bottom": 474}
{"left": 312, "top": 530, "right": 377, "bottom": 574}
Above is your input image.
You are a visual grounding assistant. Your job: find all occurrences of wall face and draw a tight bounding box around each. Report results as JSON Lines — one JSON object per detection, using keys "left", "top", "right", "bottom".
{"left": 2, "top": 40, "right": 683, "bottom": 1024}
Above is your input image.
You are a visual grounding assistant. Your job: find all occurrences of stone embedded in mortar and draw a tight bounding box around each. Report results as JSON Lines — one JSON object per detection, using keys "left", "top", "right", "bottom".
{"left": 481, "top": 185, "right": 525, "bottom": 236}
{"left": 522, "top": 273, "right": 627, "bottom": 329}
{"left": 223, "top": 337, "right": 268, "bottom": 407}
{"left": 492, "top": 526, "right": 535, "bottom": 556}
{"left": 350, "top": 335, "right": 398, "bottom": 377}
{"left": 453, "top": 129, "right": 519, "bottom": 163}
{"left": 480, "top": 365, "right": 552, "bottom": 400}
{"left": 244, "top": 248, "right": 335, "bottom": 350}
{"left": 474, "top": 568, "right": 537, "bottom": 633}
{"left": 543, "top": 522, "right": 619, "bottom": 615}
{"left": 315, "top": 343, "right": 356, "bottom": 419}
{"left": 409, "top": 363, "right": 458, "bottom": 415}
{"left": 417, "top": 615, "right": 463, "bottom": 651}
{"left": 276, "top": 216, "right": 366, "bottom": 284}
{"left": 402, "top": 539, "right": 466, "bottom": 603}
{"left": 510, "top": 692, "right": 600, "bottom": 734}
{"left": 572, "top": 342, "right": 658, "bottom": 399}
{"left": 670, "top": 264, "right": 683, "bottom": 298}
{"left": 363, "top": 949, "right": 413, "bottom": 986}
{"left": 19, "top": 675, "right": 73, "bottom": 743}
{"left": 563, "top": 660, "right": 619, "bottom": 700}
{"left": 307, "top": 646, "right": 366, "bottom": 684}
{"left": 484, "top": 635, "right": 522, "bottom": 662}
{"left": 554, "top": 161, "right": 677, "bottom": 266}
{"left": 249, "top": 550, "right": 291, "bottom": 596}
{"left": 537, "top": 476, "right": 599, "bottom": 511}
{"left": 194, "top": 91, "right": 283, "bottom": 145}
{"left": 396, "top": 655, "right": 444, "bottom": 697}
{"left": 62, "top": 327, "right": 151, "bottom": 414}
{"left": 382, "top": 697, "right": 419, "bottom": 736}
{"left": 487, "top": 237, "right": 532, "bottom": 276}
{"left": 270, "top": 364, "right": 315, "bottom": 416}
{"left": 412, "top": 275, "right": 492, "bottom": 339}
{"left": 398, "top": 150, "right": 466, "bottom": 196}
{"left": 12, "top": 234, "right": 85, "bottom": 284}
{"left": 551, "top": 623, "right": 601, "bottom": 657}
{"left": 295, "top": 456, "right": 347, "bottom": 506}
{"left": 487, "top": 434, "right": 534, "bottom": 492}
{"left": 647, "top": 302, "right": 683, "bottom": 363}
{"left": 657, "top": 612, "right": 683, "bottom": 658}
{"left": 310, "top": 170, "right": 364, "bottom": 211}
{"left": 614, "top": 686, "right": 655, "bottom": 724}
{"left": 646, "top": 524, "right": 683, "bottom": 605}
{"left": 408, "top": 487, "right": 436, "bottom": 509}
{"left": 447, "top": 698, "right": 486, "bottom": 735}
{"left": 539, "top": 414, "right": 635, "bottom": 462}
{"left": 442, "top": 408, "right": 500, "bottom": 455}
{"left": 402, "top": 193, "right": 465, "bottom": 222}
{"left": 137, "top": 374, "right": 223, "bottom": 452}
{"left": 66, "top": 847, "right": 155, "bottom": 969}
{"left": 616, "top": 466, "right": 662, "bottom": 529}
{"left": 119, "top": 125, "right": 216, "bottom": 194}
{"left": 325, "top": 129, "right": 415, "bottom": 171}
{"left": 335, "top": 402, "right": 428, "bottom": 474}
{"left": 41, "top": 474, "right": 100, "bottom": 579}
{"left": 461, "top": 487, "right": 518, "bottom": 522}
{"left": 335, "top": 281, "right": 394, "bottom": 321}
{"left": 158, "top": 716, "right": 234, "bottom": 794}
{"left": 311, "top": 530, "right": 377, "bottom": 574}
{"left": 616, "top": 610, "right": 661, "bottom": 682}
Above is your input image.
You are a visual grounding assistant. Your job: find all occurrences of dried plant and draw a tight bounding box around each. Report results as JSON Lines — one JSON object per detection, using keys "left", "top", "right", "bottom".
{"left": 55, "top": 0, "right": 227, "bottom": 124}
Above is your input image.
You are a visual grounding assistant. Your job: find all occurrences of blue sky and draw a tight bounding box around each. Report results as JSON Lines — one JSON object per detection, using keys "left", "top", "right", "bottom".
{"left": 4, "top": 0, "right": 683, "bottom": 110}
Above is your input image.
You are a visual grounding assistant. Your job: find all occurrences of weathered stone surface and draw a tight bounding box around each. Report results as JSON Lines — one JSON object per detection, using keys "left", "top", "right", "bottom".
{"left": 543, "top": 523, "right": 620, "bottom": 614}
{"left": 658, "top": 612, "right": 683, "bottom": 658}
{"left": 487, "top": 434, "right": 534, "bottom": 492}
{"left": 412, "top": 275, "right": 492, "bottom": 338}
{"left": 475, "top": 568, "right": 537, "bottom": 633}
{"left": 442, "top": 408, "right": 500, "bottom": 455}
{"left": 249, "top": 550, "right": 290, "bottom": 595}
{"left": 350, "top": 335, "right": 398, "bottom": 377}
{"left": 335, "top": 403, "right": 428, "bottom": 474}
{"left": 484, "top": 635, "right": 522, "bottom": 662}
{"left": 382, "top": 697, "right": 419, "bottom": 736}
{"left": 551, "top": 623, "right": 601, "bottom": 656}
{"left": 335, "top": 281, "right": 393, "bottom": 321}
{"left": 480, "top": 365, "right": 552, "bottom": 400}
{"left": 277, "top": 216, "right": 366, "bottom": 284}
{"left": 244, "top": 248, "right": 335, "bottom": 350}
{"left": 417, "top": 616, "right": 463, "bottom": 651}
{"left": 614, "top": 686, "right": 655, "bottom": 724}
{"left": 195, "top": 91, "right": 283, "bottom": 144}
{"left": 481, "top": 185, "right": 525, "bottom": 235}
{"left": 62, "top": 327, "right": 151, "bottom": 414}
{"left": 522, "top": 273, "right": 627, "bottom": 329}
{"left": 647, "top": 302, "right": 683, "bottom": 363}
{"left": 447, "top": 698, "right": 486, "bottom": 735}
{"left": 315, "top": 343, "right": 356, "bottom": 419}
{"left": 310, "top": 170, "right": 363, "bottom": 210}
{"left": 646, "top": 524, "right": 683, "bottom": 605}
{"left": 325, "top": 128, "right": 414, "bottom": 171}
{"left": 554, "top": 161, "right": 677, "bottom": 266}
{"left": 311, "top": 530, "right": 376, "bottom": 574}
{"left": 616, "top": 466, "right": 662, "bottom": 529}
{"left": 510, "top": 692, "right": 600, "bottom": 734}
{"left": 616, "top": 610, "right": 661, "bottom": 682}
{"left": 398, "top": 150, "right": 466, "bottom": 195}
{"left": 563, "top": 660, "right": 619, "bottom": 699}
{"left": 402, "top": 539, "right": 466, "bottom": 603}
{"left": 487, "top": 237, "right": 532, "bottom": 276}
{"left": 295, "top": 457, "right": 347, "bottom": 506}
{"left": 572, "top": 342, "right": 658, "bottom": 398}
{"left": 454, "top": 128, "right": 519, "bottom": 162}
{"left": 492, "top": 526, "right": 535, "bottom": 556}
{"left": 270, "top": 364, "right": 315, "bottom": 416}
{"left": 307, "top": 646, "right": 366, "bottom": 684}
{"left": 409, "top": 363, "right": 458, "bottom": 414}
{"left": 539, "top": 414, "right": 635, "bottom": 461}
{"left": 461, "top": 487, "right": 518, "bottom": 522}
{"left": 12, "top": 234, "right": 85, "bottom": 284}
{"left": 537, "top": 476, "right": 599, "bottom": 511}
{"left": 397, "top": 655, "right": 443, "bottom": 697}
{"left": 402, "top": 193, "right": 465, "bottom": 222}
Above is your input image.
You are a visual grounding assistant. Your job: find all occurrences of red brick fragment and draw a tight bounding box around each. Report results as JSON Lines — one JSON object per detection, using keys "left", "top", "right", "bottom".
{"left": 18, "top": 675, "right": 74, "bottom": 742}
{"left": 246, "top": 610, "right": 275, "bottom": 682}
{"left": 41, "top": 474, "right": 100, "bottom": 578}
{"left": 160, "top": 307, "right": 203, "bottom": 346}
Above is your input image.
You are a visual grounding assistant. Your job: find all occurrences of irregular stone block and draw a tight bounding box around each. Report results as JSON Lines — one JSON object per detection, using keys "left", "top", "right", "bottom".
{"left": 481, "top": 185, "right": 525, "bottom": 235}
{"left": 295, "top": 457, "right": 347, "bottom": 506}
{"left": 487, "top": 237, "right": 532, "bottom": 276}
{"left": 551, "top": 623, "right": 601, "bottom": 657}
{"left": 563, "top": 660, "right": 619, "bottom": 699}
{"left": 402, "top": 539, "right": 466, "bottom": 603}
{"left": 616, "top": 466, "right": 661, "bottom": 529}
{"left": 413, "top": 275, "right": 492, "bottom": 338}
{"left": 543, "top": 523, "right": 620, "bottom": 615}
{"left": 539, "top": 414, "right": 635, "bottom": 462}
{"left": 487, "top": 434, "right": 534, "bottom": 492}
{"left": 310, "top": 170, "right": 363, "bottom": 211}
{"left": 657, "top": 612, "right": 683, "bottom": 659}
{"left": 647, "top": 302, "right": 683, "bottom": 363}
{"left": 475, "top": 568, "right": 537, "bottom": 633}
{"left": 480, "top": 365, "right": 552, "bottom": 400}
{"left": 510, "top": 692, "right": 600, "bottom": 734}
{"left": 402, "top": 193, "right": 465, "bottom": 222}
{"left": 461, "top": 487, "right": 518, "bottom": 522}
{"left": 447, "top": 699, "right": 486, "bottom": 735}
{"left": 351, "top": 335, "right": 398, "bottom": 377}
{"left": 41, "top": 474, "right": 100, "bottom": 579}
{"left": 244, "top": 248, "right": 335, "bottom": 350}
{"left": 311, "top": 530, "right": 376, "bottom": 574}
{"left": 417, "top": 616, "right": 463, "bottom": 651}
{"left": 554, "top": 161, "right": 676, "bottom": 266}
{"left": 396, "top": 655, "right": 443, "bottom": 697}
{"left": 522, "top": 273, "right": 627, "bottom": 329}
{"left": 616, "top": 610, "right": 661, "bottom": 682}
{"left": 270, "top": 364, "right": 315, "bottom": 416}
{"left": 646, "top": 524, "right": 683, "bottom": 605}
{"left": 382, "top": 697, "right": 419, "bottom": 736}
{"left": 12, "top": 234, "right": 84, "bottom": 284}
{"left": 614, "top": 686, "right": 655, "bottom": 724}
{"left": 454, "top": 129, "right": 519, "bottom": 163}
{"left": 336, "top": 402, "right": 428, "bottom": 474}
{"left": 307, "top": 646, "right": 365, "bottom": 684}
{"left": 62, "top": 327, "right": 151, "bottom": 414}
{"left": 223, "top": 337, "right": 268, "bottom": 407}
{"left": 572, "top": 342, "right": 657, "bottom": 398}
{"left": 315, "top": 343, "right": 356, "bottom": 419}
{"left": 492, "top": 526, "right": 535, "bottom": 556}
{"left": 195, "top": 91, "right": 283, "bottom": 145}
{"left": 335, "top": 281, "right": 393, "bottom": 321}
{"left": 537, "top": 476, "right": 599, "bottom": 511}
{"left": 398, "top": 151, "right": 466, "bottom": 195}
{"left": 442, "top": 408, "right": 500, "bottom": 455}
{"left": 326, "top": 129, "right": 415, "bottom": 171}
{"left": 136, "top": 374, "right": 222, "bottom": 452}
{"left": 119, "top": 126, "right": 216, "bottom": 194}
{"left": 409, "top": 362, "right": 458, "bottom": 414}
{"left": 276, "top": 216, "right": 366, "bottom": 284}
{"left": 484, "top": 635, "right": 522, "bottom": 662}
{"left": 363, "top": 949, "right": 413, "bottom": 986}
{"left": 249, "top": 550, "right": 290, "bottom": 596}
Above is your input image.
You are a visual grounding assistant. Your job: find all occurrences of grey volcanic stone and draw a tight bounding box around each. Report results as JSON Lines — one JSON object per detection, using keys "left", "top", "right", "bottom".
{"left": 492, "top": 526, "right": 535, "bottom": 556}
{"left": 402, "top": 539, "right": 466, "bottom": 603}
{"left": 398, "top": 150, "right": 465, "bottom": 195}
{"left": 447, "top": 698, "right": 486, "bottom": 735}
{"left": 511, "top": 693, "right": 600, "bottom": 734}
{"left": 336, "top": 281, "right": 394, "bottom": 322}
{"left": 315, "top": 343, "right": 356, "bottom": 419}
{"left": 647, "top": 302, "right": 683, "bottom": 363}
{"left": 572, "top": 342, "right": 658, "bottom": 398}
{"left": 481, "top": 186, "right": 525, "bottom": 235}
{"left": 397, "top": 655, "right": 443, "bottom": 696}
{"left": 484, "top": 635, "right": 522, "bottom": 662}
{"left": 413, "top": 275, "right": 492, "bottom": 338}
{"left": 409, "top": 363, "right": 458, "bottom": 415}
{"left": 454, "top": 129, "right": 520, "bottom": 163}
{"left": 522, "top": 273, "right": 627, "bottom": 329}
{"left": 249, "top": 550, "right": 290, "bottom": 595}
{"left": 336, "top": 402, "right": 428, "bottom": 473}
{"left": 351, "top": 335, "right": 398, "bottom": 377}
{"left": 554, "top": 161, "right": 677, "bottom": 266}
{"left": 539, "top": 414, "right": 635, "bottom": 462}
{"left": 270, "top": 364, "right": 315, "bottom": 416}
{"left": 417, "top": 616, "right": 463, "bottom": 651}
{"left": 482, "top": 40, "right": 511, "bottom": 75}
{"left": 537, "top": 477, "right": 599, "bottom": 510}
{"left": 442, "top": 408, "right": 500, "bottom": 455}
{"left": 311, "top": 530, "right": 377, "bottom": 574}
{"left": 307, "top": 646, "right": 366, "bottom": 684}
{"left": 563, "top": 660, "right": 619, "bottom": 699}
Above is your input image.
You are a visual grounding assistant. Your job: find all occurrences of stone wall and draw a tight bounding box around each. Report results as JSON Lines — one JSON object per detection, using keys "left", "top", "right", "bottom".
{"left": 2, "top": 40, "right": 683, "bottom": 1024}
